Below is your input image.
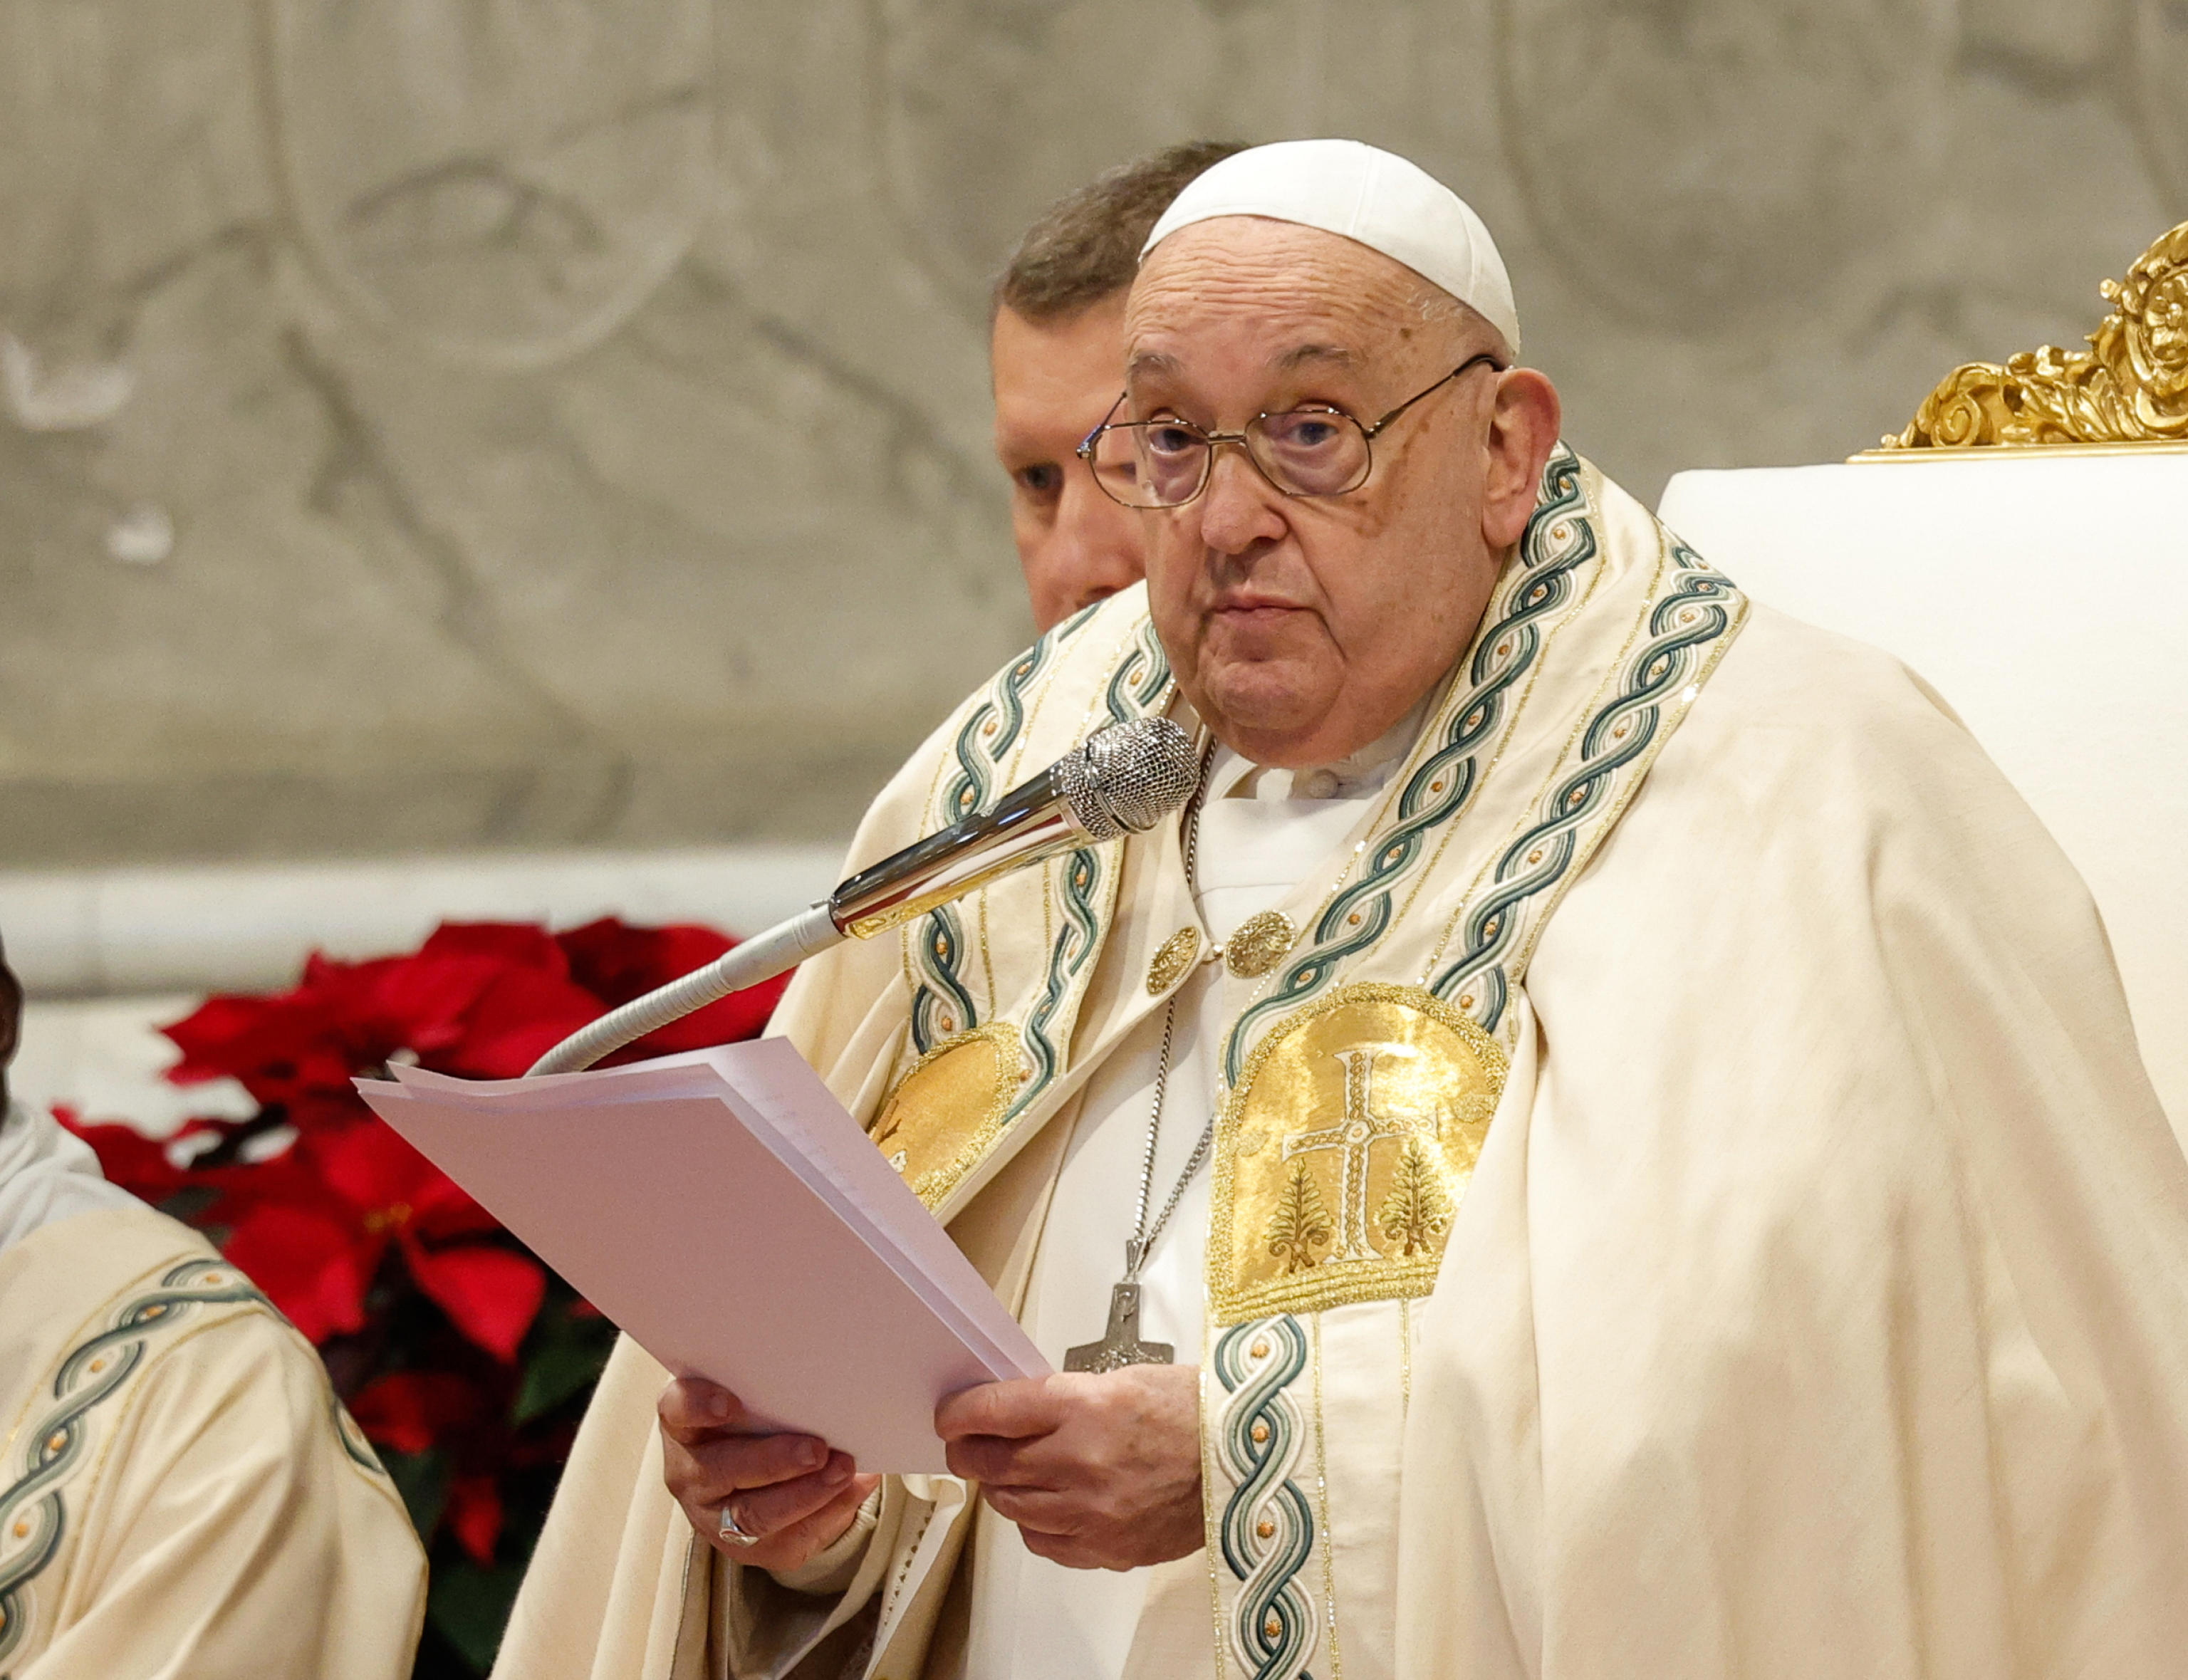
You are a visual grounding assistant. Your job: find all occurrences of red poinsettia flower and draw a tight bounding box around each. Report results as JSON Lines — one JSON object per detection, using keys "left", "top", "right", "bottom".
{"left": 163, "top": 922, "right": 607, "bottom": 1122}
{"left": 219, "top": 1121, "right": 544, "bottom": 1360}
{"left": 557, "top": 918, "right": 792, "bottom": 1060}
{"left": 162, "top": 986, "right": 353, "bottom": 1112}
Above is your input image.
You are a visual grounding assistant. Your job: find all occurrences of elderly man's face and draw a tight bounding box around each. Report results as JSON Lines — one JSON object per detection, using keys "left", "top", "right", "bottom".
{"left": 1125, "top": 219, "right": 1558, "bottom": 767}
{"left": 992, "top": 299, "right": 1147, "bottom": 632}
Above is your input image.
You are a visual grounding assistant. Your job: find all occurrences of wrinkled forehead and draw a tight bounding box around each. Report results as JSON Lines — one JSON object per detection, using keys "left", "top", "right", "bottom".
{"left": 1125, "top": 218, "right": 1436, "bottom": 371}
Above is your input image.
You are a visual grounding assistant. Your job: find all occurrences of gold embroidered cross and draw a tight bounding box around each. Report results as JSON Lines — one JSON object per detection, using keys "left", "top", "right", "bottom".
{"left": 1281, "top": 1047, "right": 1436, "bottom": 1261}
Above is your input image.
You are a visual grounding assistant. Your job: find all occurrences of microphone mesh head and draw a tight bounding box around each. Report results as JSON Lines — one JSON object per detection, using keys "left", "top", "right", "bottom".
{"left": 1056, "top": 718, "right": 1202, "bottom": 841}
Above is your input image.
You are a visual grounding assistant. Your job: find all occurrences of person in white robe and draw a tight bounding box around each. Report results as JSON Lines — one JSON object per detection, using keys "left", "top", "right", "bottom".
{"left": 0, "top": 936, "right": 428, "bottom": 1677}
{"left": 495, "top": 140, "right": 2188, "bottom": 1680}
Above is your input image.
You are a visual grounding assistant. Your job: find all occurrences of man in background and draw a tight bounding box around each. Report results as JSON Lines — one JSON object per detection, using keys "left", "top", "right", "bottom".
{"left": 0, "top": 935, "right": 426, "bottom": 1676}
{"left": 990, "top": 140, "right": 1241, "bottom": 630}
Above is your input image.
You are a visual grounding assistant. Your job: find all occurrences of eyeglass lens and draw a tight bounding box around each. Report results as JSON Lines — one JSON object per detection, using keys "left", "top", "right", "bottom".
{"left": 1085, "top": 410, "right": 1372, "bottom": 508}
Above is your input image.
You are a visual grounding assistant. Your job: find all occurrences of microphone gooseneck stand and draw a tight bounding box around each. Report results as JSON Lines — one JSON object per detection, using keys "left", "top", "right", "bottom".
{"left": 525, "top": 716, "right": 1201, "bottom": 1078}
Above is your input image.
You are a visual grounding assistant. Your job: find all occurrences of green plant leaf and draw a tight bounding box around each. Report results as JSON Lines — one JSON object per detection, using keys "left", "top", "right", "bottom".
{"left": 385, "top": 1446, "right": 449, "bottom": 1543}
{"left": 427, "top": 1558, "right": 526, "bottom": 1674}
{"left": 514, "top": 1308, "right": 613, "bottom": 1423}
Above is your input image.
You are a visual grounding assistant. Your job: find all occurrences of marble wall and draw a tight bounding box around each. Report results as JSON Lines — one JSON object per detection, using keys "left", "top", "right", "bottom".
{"left": 1, "top": 0, "right": 2179, "bottom": 867}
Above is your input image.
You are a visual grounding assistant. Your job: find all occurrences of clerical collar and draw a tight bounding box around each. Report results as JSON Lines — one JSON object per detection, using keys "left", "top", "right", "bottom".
{"left": 1207, "top": 692, "right": 1435, "bottom": 805}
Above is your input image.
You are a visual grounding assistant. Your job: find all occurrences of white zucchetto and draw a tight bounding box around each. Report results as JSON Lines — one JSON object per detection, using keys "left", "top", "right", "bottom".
{"left": 1140, "top": 137, "right": 1521, "bottom": 356}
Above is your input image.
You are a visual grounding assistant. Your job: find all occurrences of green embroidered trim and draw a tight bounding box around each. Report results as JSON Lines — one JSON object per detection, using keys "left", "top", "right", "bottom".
{"left": 0, "top": 1258, "right": 268, "bottom": 1666}
{"left": 329, "top": 1395, "right": 386, "bottom": 1476}
{"left": 944, "top": 647, "right": 1049, "bottom": 825}
{"left": 1007, "top": 617, "right": 1173, "bottom": 1121}
{"left": 1213, "top": 1316, "right": 1318, "bottom": 1680}
{"left": 1104, "top": 615, "right": 1172, "bottom": 724}
{"left": 1004, "top": 845, "right": 1104, "bottom": 1122}
{"left": 909, "top": 905, "right": 979, "bottom": 1053}
{"left": 1222, "top": 447, "right": 1598, "bottom": 1085}
{"left": 1429, "top": 543, "right": 1745, "bottom": 1026}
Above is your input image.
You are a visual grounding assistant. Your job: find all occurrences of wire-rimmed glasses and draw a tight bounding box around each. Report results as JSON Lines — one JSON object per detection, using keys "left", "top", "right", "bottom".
{"left": 1075, "top": 351, "right": 1506, "bottom": 509}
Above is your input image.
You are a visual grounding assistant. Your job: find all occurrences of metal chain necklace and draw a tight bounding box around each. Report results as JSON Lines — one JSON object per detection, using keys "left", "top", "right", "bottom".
{"left": 1066, "top": 744, "right": 1218, "bottom": 1373}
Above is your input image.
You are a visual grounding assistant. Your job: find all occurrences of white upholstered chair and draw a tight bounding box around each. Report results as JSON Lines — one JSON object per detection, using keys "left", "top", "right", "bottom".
{"left": 1657, "top": 222, "right": 2188, "bottom": 1137}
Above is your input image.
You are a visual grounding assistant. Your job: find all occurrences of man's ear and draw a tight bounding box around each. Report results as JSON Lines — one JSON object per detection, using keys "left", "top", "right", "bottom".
{"left": 1480, "top": 370, "right": 1562, "bottom": 552}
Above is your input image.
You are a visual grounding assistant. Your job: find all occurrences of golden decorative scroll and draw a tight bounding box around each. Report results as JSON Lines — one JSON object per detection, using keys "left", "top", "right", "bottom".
{"left": 1877, "top": 219, "right": 2188, "bottom": 451}
{"left": 1223, "top": 910, "right": 1298, "bottom": 980}
{"left": 1145, "top": 927, "right": 1202, "bottom": 995}
{"left": 868, "top": 1023, "right": 1023, "bottom": 1209}
{"left": 1209, "top": 984, "right": 1506, "bottom": 1324}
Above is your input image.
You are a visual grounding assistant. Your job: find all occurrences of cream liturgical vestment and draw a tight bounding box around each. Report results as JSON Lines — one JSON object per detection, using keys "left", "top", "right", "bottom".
{"left": 0, "top": 1105, "right": 427, "bottom": 1678}
{"left": 496, "top": 449, "right": 2188, "bottom": 1680}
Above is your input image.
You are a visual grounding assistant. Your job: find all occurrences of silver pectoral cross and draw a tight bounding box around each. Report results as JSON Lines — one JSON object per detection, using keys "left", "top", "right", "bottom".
{"left": 1063, "top": 1281, "right": 1174, "bottom": 1372}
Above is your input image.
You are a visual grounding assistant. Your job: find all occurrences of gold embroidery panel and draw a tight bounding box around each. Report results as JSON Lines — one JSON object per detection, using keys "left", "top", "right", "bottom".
{"left": 1210, "top": 984, "right": 1505, "bottom": 1324}
{"left": 868, "top": 1023, "right": 1023, "bottom": 1210}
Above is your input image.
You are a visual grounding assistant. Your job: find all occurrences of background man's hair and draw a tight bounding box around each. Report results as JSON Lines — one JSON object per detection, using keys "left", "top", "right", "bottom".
{"left": 994, "top": 140, "right": 1249, "bottom": 324}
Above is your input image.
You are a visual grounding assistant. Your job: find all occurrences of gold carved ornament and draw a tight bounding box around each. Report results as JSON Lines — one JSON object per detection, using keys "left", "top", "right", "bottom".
{"left": 1877, "top": 218, "right": 2188, "bottom": 452}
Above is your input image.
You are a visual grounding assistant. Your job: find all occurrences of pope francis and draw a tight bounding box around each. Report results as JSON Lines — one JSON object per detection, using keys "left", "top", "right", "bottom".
{"left": 496, "top": 141, "right": 2188, "bottom": 1680}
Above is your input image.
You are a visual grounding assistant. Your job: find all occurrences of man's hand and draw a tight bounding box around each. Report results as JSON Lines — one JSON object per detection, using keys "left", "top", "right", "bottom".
{"left": 934, "top": 1365, "right": 1202, "bottom": 1570}
{"left": 659, "top": 1379, "right": 880, "bottom": 1572}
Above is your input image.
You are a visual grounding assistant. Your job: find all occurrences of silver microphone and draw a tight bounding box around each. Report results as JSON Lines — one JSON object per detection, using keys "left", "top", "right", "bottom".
{"left": 528, "top": 717, "right": 1201, "bottom": 1075}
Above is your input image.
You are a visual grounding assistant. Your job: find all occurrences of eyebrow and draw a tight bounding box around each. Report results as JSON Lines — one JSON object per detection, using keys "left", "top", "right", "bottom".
{"left": 1126, "top": 350, "right": 1183, "bottom": 380}
{"left": 1274, "top": 343, "right": 1358, "bottom": 370}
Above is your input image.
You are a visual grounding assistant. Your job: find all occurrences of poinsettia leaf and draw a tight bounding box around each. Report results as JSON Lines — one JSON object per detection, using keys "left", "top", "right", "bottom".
{"left": 221, "top": 1201, "right": 377, "bottom": 1343}
{"left": 446, "top": 1472, "right": 505, "bottom": 1565}
{"left": 442, "top": 966, "right": 603, "bottom": 1080}
{"left": 558, "top": 919, "right": 726, "bottom": 1003}
{"left": 353, "top": 950, "right": 509, "bottom": 1058}
{"left": 560, "top": 919, "right": 791, "bottom": 1060}
{"left": 403, "top": 1241, "right": 547, "bottom": 1363}
{"left": 410, "top": 1169, "right": 501, "bottom": 1240}
{"left": 160, "top": 991, "right": 351, "bottom": 1104}
{"left": 156, "top": 1185, "right": 222, "bottom": 1225}
{"left": 421, "top": 922, "right": 572, "bottom": 972}
{"left": 308, "top": 1115, "right": 442, "bottom": 1214}
{"left": 348, "top": 1370, "right": 486, "bottom": 1455}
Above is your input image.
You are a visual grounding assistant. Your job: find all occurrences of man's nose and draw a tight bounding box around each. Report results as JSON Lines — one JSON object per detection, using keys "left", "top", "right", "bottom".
{"left": 1194, "top": 444, "right": 1288, "bottom": 558}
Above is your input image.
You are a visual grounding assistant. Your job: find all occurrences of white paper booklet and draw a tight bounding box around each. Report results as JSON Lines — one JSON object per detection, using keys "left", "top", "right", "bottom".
{"left": 355, "top": 1038, "right": 1048, "bottom": 1473}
